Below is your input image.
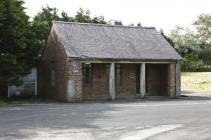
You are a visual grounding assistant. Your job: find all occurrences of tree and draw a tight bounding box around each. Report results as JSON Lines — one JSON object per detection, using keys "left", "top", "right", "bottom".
{"left": 31, "top": 6, "right": 61, "bottom": 55}
{"left": 167, "top": 14, "right": 211, "bottom": 71}
{"left": 74, "top": 8, "right": 91, "bottom": 23}
{"left": 194, "top": 14, "right": 211, "bottom": 44}
{"left": 160, "top": 29, "right": 175, "bottom": 48}
{"left": 0, "top": 0, "right": 34, "bottom": 85}
{"left": 61, "top": 11, "right": 74, "bottom": 22}
{"left": 169, "top": 26, "right": 202, "bottom": 55}
{"left": 74, "top": 8, "right": 106, "bottom": 24}
{"left": 194, "top": 14, "right": 211, "bottom": 65}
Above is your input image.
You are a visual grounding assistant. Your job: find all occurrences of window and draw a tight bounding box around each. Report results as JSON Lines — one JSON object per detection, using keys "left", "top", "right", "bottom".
{"left": 105, "top": 64, "right": 110, "bottom": 88}
{"left": 83, "top": 63, "right": 92, "bottom": 87}
{"left": 115, "top": 64, "right": 122, "bottom": 87}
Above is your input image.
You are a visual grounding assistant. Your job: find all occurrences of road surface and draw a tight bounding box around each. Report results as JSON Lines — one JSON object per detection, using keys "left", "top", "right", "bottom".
{"left": 0, "top": 98, "right": 211, "bottom": 139}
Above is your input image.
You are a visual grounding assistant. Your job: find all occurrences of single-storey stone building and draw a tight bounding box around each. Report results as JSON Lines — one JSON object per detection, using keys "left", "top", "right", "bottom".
{"left": 39, "top": 21, "right": 182, "bottom": 102}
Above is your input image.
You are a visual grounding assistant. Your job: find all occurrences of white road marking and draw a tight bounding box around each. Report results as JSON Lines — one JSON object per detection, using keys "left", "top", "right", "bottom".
{"left": 119, "top": 124, "right": 183, "bottom": 140}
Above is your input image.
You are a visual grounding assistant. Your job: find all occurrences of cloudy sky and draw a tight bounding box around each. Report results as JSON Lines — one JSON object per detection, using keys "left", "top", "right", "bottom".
{"left": 24, "top": 0, "right": 211, "bottom": 33}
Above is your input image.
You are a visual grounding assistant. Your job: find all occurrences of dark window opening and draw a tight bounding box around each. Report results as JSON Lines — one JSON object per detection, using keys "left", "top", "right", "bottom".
{"left": 115, "top": 64, "right": 122, "bottom": 87}
{"left": 106, "top": 64, "right": 110, "bottom": 89}
{"left": 83, "top": 63, "right": 92, "bottom": 87}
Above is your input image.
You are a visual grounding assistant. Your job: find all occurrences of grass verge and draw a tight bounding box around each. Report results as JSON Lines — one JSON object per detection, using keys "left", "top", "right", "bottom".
{"left": 181, "top": 72, "right": 211, "bottom": 91}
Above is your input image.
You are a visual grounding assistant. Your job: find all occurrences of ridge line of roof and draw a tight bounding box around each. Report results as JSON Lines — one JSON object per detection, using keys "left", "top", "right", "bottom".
{"left": 52, "top": 21, "right": 156, "bottom": 29}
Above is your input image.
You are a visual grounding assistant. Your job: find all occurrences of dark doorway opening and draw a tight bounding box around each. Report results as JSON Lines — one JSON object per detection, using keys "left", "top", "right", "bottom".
{"left": 146, "top": 64, "right": 168, "bottom": 96}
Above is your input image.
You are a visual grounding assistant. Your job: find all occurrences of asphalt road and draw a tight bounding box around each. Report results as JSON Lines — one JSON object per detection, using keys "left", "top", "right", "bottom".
{"left": 1, "top": 98, "right": 211, "bottom": 140}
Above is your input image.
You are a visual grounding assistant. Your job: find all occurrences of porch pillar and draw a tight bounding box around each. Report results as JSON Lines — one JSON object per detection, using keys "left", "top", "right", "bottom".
{"left": 109, "top": 63, "right": 115, "bottom": 100}
{"left": 168, "top": 63, "right": 176, "bottom": 98}
{"left": 175, "top": 61, "right": 181, "bottom": 97}
{"left": 140, "top": 63, "right": 146, "bottom": 98}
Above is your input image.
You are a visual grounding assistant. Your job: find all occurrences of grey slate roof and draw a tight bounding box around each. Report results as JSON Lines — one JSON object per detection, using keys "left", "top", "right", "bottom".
{"left": 53, "top": 21, "right": 181, "bottom": 60}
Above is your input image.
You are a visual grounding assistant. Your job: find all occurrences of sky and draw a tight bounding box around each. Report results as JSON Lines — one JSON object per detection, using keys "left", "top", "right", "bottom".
{"left": 24, "top": 0, "right": 211, "bottom": 33}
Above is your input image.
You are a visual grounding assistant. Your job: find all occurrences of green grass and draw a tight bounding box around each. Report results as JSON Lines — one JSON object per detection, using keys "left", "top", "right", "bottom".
{"left": 0, "top": 100, "right": 7, "bottom": 107}
{"left": 181, "top": 72, "right": 211, "bottom": 91}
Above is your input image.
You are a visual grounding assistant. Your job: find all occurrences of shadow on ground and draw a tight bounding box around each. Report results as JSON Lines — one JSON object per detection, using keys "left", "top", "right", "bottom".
{"left": 180, "top": 90, "right": 211, "bottom": 101}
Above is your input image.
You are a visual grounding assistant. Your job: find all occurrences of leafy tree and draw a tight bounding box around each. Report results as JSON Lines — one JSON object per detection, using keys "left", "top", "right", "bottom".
{"left": 74, "top": 8, "right": 92, "bottom": 23}
{"left": 167, "top": 14, "right": 211, "bottom": 71}
{"left": 0, "top": 0, "right": 34, "bottom": 85}
{"left": 0, "top": 1, "right": 5, "bottom": 28}
{"left": 74, "top": 8, "right": 106, "bottom": 24}
{"left": 194, "top": 14, "right": 211, "bottom": 44}
{"left": 91, "top": 15, "right": 107, "bottom": 24}
{"left": 169, "top": 26, "right": 204, "bottom": 70}
{"left": 61, "top": 11, "right": 74, "bottom": 22}
{"left": 160, "top": 29, "right": 175, "bottom": 48}
{"left": 31, "top": 6, "right": 61, "bottom": 55}
{"left": 181, "top": 53, "right": 203, "bottom": 71}
{"left": 194, "top": 14, "right": 211, "bottom": 65}
{"left": 169, "top": 26, "right": 201, "bottom": 56}
{"left": 199, "top": 45, "right": 211, "bottom": 65}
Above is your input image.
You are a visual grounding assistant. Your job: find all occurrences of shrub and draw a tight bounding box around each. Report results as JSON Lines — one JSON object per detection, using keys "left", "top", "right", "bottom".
{"left": 181, "top": 53, "right": 204, "bottom": 71}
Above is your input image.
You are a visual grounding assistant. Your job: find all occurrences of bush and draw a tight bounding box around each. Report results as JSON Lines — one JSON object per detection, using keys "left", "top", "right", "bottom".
{"left": 181, "top": 53, "right": 204, "bottom": 71}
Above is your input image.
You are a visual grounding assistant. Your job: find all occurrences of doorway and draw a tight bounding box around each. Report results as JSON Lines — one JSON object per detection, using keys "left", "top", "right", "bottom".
{"left": 146, "top": 64, "right": 168, "bottom": 96}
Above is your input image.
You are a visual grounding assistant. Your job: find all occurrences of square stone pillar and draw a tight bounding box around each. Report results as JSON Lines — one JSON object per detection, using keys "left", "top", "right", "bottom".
{"left": 168, "top": 63, "right": 176, "bottom": 98}
{"left": 140, "top": 63, "right": 146, "bottom": 98}
{"left": 109, "top": 63, "right": 115, "bottom": 100}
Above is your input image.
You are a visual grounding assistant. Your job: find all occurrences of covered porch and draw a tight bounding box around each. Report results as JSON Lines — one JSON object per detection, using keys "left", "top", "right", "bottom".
{"left": 81, "top": 61, "right": 181, "bottom": 100}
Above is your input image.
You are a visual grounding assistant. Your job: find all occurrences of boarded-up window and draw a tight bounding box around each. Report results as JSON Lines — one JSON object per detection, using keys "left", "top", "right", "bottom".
{"left": 83, "top": 64, "right": 92, "bottom": 87}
